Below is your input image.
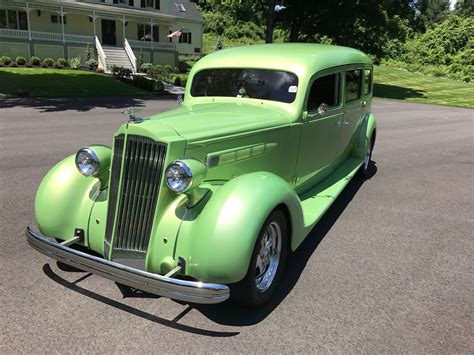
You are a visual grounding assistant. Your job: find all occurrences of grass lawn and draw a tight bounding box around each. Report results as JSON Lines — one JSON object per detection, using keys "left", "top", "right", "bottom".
{"left": 374, "top": 65, "right": 474, "bottom": 108}
{"left": 0, "top": 67, "right": 148, "bottom": 97}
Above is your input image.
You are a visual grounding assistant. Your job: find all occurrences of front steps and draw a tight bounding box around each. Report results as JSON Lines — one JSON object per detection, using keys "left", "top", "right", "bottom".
{"left": 102, "top": 46, "right": 135, "bottom": 72}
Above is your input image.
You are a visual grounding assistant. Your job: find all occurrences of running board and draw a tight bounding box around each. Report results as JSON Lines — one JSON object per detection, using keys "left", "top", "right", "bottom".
{"left": 299, "top": 157, "right": 363, "bottom": 232}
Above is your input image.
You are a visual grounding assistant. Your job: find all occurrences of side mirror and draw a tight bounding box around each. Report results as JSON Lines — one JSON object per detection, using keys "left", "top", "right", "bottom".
{"left": 317, "top": 103, "right": 329, "bottom": 115}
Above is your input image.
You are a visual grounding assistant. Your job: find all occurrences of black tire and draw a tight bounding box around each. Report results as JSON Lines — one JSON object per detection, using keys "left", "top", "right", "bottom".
{"left": 358, "top": 136, "right": 374, "bottom": 178}
{"left": 230, "top": 209, "right": 288, "bottom": 307}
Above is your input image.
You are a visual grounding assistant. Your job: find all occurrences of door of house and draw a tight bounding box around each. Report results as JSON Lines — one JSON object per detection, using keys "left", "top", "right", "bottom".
{"left": 101, "top": 19, "right": 116, "bottom": 46}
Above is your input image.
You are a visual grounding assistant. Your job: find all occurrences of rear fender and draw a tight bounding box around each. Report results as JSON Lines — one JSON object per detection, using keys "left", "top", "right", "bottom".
{"left": 174, "top": 172, "right": 304, "bottom": 284}
{"left": 352, "top": 113, "right": 377, "bottom": 159}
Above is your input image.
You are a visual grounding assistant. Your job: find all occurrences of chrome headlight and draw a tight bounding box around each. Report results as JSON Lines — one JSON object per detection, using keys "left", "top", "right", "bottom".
{"left": 165, "top": 159, "right": 207, "bottom": 193}
{"left": 75, "top": 147, "right": 100, "bottom": 177}
{"left": 165, "top": 161, "right": 193, "bottom": 192}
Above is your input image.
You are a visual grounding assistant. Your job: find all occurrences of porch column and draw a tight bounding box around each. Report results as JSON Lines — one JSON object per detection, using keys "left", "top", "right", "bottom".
{"left": 60, "top": 6, "right": 65, "bottom": 43}
{"left": 150, "top": 18, "right": 154, "bottom": 50}
{"left": 93, "top": 12, "right": 96, "bottom": 37}
{"left": 26, "top": 2, "right": 31, "bottom": 41}
{"left": 123, "top": 15, "right": 126, "bottom": 44}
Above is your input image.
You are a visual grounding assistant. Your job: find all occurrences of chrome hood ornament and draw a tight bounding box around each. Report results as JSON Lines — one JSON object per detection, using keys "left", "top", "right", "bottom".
{"left": 122, "top": 107, "right": 144, "bottom": 123}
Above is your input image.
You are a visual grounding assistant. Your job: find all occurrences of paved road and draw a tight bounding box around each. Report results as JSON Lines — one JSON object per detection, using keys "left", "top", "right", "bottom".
{"left": 1, "top": 97, "right": 473, "bottom": 352}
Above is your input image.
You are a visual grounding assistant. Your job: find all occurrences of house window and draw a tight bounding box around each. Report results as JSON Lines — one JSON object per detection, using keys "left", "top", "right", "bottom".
{"left": 138, "top": 24, "right": 159, "bottom": 41}
{"left": 307, "top": 73, "right": 340, "bottom": 111}
{"left": 7, "top": 10, "right": 17, "bottom": 29}
{"left": 179, "top": 32, "right": 192, "bottom": 44}
{"left": 116, "top": 0, "right": 134, "bottom": 5}
{"left": 0, "top": 10, "right": 28, "bottom": 30}
{"left": 141, "top": 0, "right": 160, "bottom": 9}
{"left": 51, "top": 14, "right": 66, "bottom": 24}
{"left": 345, "top": 69, "right": 361, "bottom": 103}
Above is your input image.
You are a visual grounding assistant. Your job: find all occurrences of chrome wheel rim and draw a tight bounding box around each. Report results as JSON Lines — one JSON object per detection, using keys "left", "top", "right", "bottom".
{"left": 255, "top": 221, "right": 282, "bottom": 292}
{"left": 364, "top": 145, "right": 371, "bottom": 171}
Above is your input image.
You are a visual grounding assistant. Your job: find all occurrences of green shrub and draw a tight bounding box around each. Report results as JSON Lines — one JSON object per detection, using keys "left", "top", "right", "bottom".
{"left": 111, "top": 65, "right": 132, "bottom": 79}
{"left": 223, "top": 22, "right": 264, "bottom": 41}
{"left": 177, "top": 60, "right": 191, "bottom": 73}
{"left": 10, "top": 62, "right": 17, "bottom": 67}
{"left": 85, "top": 58, "right": 98, "bottom": 69}
{"left": 140, "top": 62, "right": 153, "bottom": 73}
{"left": 57, "top": 58, "right": 68, "bottom": 66}
{"left": 68, "top": 56, "right": 81, "bottom": 69}
{"left": 30, "top": 56, "right": 40, "bottom": 66}
{"left": 43, "top": 57, "right": 54, "bottom": 66}
{"left": 173, "top": 76, "right": 182, "bottom": 86}
{"left": 133, "top": 75, "right": 154, "bottom": 91}
{"left": 153, "top": 80, "right": 165, "bottom": 93}
{"left": 0, "top": 56, "right": 12, "bottom": 65}
{"left": 16, "top": 56, "right": 26, "bottom": 65}
{"left": 173, "top": 66, "right": 180, "bottom": 74}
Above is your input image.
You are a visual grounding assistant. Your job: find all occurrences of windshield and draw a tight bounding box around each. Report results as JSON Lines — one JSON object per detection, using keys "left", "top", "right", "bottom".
{"left": 190, "top": 69, "right": 299, "bottom": 103}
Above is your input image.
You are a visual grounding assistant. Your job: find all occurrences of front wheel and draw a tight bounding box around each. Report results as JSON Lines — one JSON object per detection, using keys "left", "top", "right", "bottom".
{"left": 230, "top": 209, "right": 288, "bottom": 307}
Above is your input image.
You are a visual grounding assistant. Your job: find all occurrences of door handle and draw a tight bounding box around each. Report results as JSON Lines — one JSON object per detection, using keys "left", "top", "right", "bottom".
{"left": 337, "top": 121, "right": 349, "bottom": 126}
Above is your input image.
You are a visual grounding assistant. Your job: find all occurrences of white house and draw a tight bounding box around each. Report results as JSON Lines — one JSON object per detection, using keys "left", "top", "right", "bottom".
{"left": 0, "top": 0, "right": 204, "bottom": 71}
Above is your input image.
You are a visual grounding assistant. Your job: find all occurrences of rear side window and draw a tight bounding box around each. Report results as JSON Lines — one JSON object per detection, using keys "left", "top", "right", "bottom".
{"left": 307, "top": 73, "right": 340, "bottom": 111}
{"left": 363, "top": 69, "right": 372, "bottom": 95}
{"left": 345, "top": 70, "right": 361, "bottom": 102}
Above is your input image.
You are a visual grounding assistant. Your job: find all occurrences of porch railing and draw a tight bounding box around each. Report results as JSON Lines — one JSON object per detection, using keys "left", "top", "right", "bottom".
{"left": 127, "top": 39, "right": 176, "bottom": 51}
{"left": 124, "top": 38, "right": 137, "bottom": 73}
{"left": 0, "top": 28, "right": 93, "bottom": 44}
{"left": 95, "top": 35, "right": 107, "bottom": 72}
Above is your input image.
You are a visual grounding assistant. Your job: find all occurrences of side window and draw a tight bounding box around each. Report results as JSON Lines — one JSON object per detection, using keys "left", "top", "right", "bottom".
{"left": 345, "top": 69, "right": 361, "bottom": 103}
{"left": 307, "top": 73, "right": 340, "bottom": 111}
{"left": 363, "top": 69, "right": 372, "bottom": 95}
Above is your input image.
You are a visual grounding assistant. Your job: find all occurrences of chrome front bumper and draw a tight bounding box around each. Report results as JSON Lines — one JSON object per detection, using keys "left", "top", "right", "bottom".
{"left": 26, "top": 227, "right": 230, "bottom": 304}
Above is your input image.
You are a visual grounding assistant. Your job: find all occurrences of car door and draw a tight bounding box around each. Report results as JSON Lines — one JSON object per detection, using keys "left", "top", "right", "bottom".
{"left": 295, "top": 70, "right": 343, "bottom": 192}
{"left": 340, "top": 68, "right": 364, "bottom": 158}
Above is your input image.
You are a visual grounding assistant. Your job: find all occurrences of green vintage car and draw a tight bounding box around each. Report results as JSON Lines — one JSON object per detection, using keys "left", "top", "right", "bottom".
{"left": 27, "top": 44, "right": 376, "bottom": 307}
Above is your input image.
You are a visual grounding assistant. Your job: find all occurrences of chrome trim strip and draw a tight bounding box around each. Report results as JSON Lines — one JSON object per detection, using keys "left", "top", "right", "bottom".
{"left": 26, "top": 227, "right": 230, "bottom": 304}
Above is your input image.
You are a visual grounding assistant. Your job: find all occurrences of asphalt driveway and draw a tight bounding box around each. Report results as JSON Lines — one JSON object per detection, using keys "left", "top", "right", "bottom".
{"left": 0, "top": 97, "right": 473, "bottom": 352}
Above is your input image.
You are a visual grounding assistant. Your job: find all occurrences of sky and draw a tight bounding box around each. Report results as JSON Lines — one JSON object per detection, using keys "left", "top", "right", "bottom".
{"left": 450, "top": 0, "right": 457, "bottom": 10}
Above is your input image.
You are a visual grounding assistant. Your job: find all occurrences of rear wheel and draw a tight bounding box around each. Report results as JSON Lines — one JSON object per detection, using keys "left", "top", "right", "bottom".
{"left": 231, "top": 209, "right": 288, "bottom": 307}
{"left": 359, "top": 136, "right": 374, "bottom": 178}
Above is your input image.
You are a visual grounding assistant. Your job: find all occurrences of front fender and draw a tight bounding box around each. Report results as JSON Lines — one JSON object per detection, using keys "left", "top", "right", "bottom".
{"left": 174, "top": 172, "right": 304, "bottom": 284}
{"left": 35, "top": 155, "right": 100, "bottom": 246}
{"left": 352, "top": 112, "right": 377, "bottom": 159}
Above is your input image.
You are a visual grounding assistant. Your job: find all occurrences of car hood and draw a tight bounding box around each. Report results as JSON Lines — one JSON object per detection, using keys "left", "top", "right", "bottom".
{"left": 147, "top": 102, "right": 292, "bottom": 143}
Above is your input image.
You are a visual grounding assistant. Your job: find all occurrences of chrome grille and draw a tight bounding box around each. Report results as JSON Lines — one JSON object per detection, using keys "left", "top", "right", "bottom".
{"left": 105, "top": 135, "right": 167, "bottom": 263}
{"left": 104, "top": 135, "right": 124, "bottom": 259}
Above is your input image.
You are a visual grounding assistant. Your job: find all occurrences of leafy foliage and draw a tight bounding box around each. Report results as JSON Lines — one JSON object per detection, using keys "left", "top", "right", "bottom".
{"left": 15, "top": 56, "right": 26, "bottom": 65}
{"left": 140, "top": 62, "right": 154, "bottom": 73}
{"left": 43, "top": 58, "right": 54, "bottom": 67}
{"left": 0, "top": 56, "right": 12, "bottom": 65}
{"left": 68, "top": 56, "right": 81, "bottom": 69}
{"left": 111, "top": 65, "right": 132, "bottom": 79}
{"left": 57, "top": 58, "right": 68, "bottom": 67}
{"left": 85, "top": 59, "right": 98, "bottom": 69}
{"left": 389, "top": 15, "right": 474, "bottom": 82}
{"left": 30, "top": 56, "right": 40, "bottom": 66}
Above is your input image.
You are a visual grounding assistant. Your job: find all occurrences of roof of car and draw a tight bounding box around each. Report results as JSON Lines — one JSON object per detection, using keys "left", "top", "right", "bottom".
{"left": 192, "top": 44, "right": 372, "bottom": 77}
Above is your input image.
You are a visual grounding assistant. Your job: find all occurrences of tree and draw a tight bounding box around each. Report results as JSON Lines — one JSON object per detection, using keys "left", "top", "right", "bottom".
{"left": 455, "top": 0, "right": 474, "bottom": 17}
{"left": 417, "top": 0, "right": 451, "bottom": 27}
{"left": 265, "top": 0, "right": 277, "bottom": 43}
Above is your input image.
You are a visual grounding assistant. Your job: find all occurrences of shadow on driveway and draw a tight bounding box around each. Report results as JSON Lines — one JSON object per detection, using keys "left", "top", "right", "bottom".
{"left": 42, "top": 162, "right": 377, "bottom": 334}
{"left": 0, "top": 95, "right": 177, "bottom": 113}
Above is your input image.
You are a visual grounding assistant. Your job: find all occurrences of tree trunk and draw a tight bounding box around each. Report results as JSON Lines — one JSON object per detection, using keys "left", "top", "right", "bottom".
{"left": 265, "top": 0, "right": 277, "bottom": 43}
{"left": 289, "top": 0, "right": 303, "bottom": 42}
